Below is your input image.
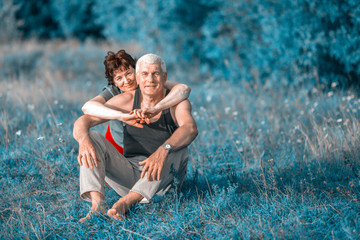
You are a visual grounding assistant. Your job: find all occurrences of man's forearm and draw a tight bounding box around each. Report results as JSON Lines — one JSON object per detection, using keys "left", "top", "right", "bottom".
{"left": 73, "top": 115, "right": 107, "bottom": 143}
{"left": 163, "top": 123, "right": 198, "bottom": 151}
{"left": 73, "top": 116, "right": 92, "bottom": 143}
{"left": 82, "top": 101, "right": 127, "bottom": 120}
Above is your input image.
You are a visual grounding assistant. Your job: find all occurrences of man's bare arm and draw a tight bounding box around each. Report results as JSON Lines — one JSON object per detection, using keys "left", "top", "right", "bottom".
{"left": 139, "top": 100, "right": 198, "bottom": 181}
{"left": 73, "top": 114, "right": 108, "bottom": 168}
{"left": 162, "top": 99, "right": 198, "bottom": 150}
{"left": 73, "top": 114, "right": 107, "bottom": 143}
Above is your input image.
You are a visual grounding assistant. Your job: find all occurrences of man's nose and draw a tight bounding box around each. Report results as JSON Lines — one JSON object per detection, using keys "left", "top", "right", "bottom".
{"left": 147, "top": 74, "right": 155, "bottom": 82}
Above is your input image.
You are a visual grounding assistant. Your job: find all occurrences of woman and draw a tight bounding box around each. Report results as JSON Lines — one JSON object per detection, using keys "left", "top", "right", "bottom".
{"left": 81, "top": 49, "right": 191, "bottom": 154}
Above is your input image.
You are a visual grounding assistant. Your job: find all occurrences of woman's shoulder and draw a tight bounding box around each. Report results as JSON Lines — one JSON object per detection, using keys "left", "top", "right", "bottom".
{"left": 105, "top": 85, "right": 123, "bottom": 95}
{"left": 105, "top": 90, "right": 135, "bottom": 111}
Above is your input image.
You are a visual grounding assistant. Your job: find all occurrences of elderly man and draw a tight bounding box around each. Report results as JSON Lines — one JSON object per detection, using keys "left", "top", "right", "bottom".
{"left": 73, "top": 54, "right": 198, "bottom": 221}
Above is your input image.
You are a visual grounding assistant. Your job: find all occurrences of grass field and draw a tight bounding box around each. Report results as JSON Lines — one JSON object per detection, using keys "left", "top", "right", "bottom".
{"left": 1, "top": 40, "right": 359, "bottom": 239}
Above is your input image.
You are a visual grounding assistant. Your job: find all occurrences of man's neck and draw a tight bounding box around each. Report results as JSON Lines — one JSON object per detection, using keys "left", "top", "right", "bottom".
{"left": 141, "top": 88, "right": 166, "bottom": 108}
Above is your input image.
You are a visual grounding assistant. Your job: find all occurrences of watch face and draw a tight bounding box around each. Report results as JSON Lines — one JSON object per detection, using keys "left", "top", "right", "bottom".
{"left": 164, "top": 144, "right": 171, "bottom": 150}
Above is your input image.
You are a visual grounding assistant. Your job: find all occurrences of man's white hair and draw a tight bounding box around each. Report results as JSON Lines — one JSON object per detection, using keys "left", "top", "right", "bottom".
{"left": 136, "top": 53, "right": 166, "bottom": 73}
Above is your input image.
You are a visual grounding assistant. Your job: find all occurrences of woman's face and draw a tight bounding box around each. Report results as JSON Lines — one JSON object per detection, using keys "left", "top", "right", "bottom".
{"left": 113, "top": 66, "right": 137, "bottom": 92}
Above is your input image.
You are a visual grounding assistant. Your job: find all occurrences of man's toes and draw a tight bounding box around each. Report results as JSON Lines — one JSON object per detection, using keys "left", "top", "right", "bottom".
{"left": 115, "top": 213, "right": 123, "bottom": 220}
{"left": 107, "top": 208, "right": 116, "bottom": 217}
{"left": 107, "top": 208, "right": 123, "bottom": 220}
{"left": 79, "top": 213, "right": 91, "bottom": 223}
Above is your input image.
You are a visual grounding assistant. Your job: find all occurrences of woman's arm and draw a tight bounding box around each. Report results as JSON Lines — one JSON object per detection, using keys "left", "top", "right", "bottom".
{"left": 82, "top": 95, "right": 127, "bottom": 120}
{"left": 82, "top": 92, "right": 144, "bottom": 127}
{"left": 142, "top": 81, "right": 191, "bottom": 118}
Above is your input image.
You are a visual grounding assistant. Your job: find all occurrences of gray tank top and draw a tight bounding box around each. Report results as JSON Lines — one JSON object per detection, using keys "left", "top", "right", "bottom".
{"left": 123, "top": 89, "right": 178, "bottom": 157}
{"left": 99, "top": 85, "right": 124, "bottom": 146}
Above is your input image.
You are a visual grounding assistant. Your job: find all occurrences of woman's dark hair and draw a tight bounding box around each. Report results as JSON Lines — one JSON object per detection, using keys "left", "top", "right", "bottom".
{"left": 104, "top": 50, "right": 136, "bottom": 85}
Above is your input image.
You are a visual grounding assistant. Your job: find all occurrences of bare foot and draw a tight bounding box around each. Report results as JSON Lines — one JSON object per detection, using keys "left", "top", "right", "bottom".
{"left": 79, "top": 212, "right": 93, "bottom": 223}
{"left": 107, "top": 192, "right": 143, "bottom": 220}
{"left": 79, "top": 205, "right": 106, "bottom": 223}
{"left": 107, "top": 198, "right": 129, "bottom": 220}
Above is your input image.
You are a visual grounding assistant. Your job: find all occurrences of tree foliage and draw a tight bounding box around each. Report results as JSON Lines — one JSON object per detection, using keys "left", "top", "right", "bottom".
{"left": 3, "top": 0, "right": 360, "bottom": 87}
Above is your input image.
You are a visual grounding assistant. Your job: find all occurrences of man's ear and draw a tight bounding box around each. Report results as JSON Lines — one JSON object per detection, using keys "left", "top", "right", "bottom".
{"left": 136, "top": 72, "right": 140, "bottom": 85}
{"left": 163, "top": 72, "right": 167, "bottom": 83}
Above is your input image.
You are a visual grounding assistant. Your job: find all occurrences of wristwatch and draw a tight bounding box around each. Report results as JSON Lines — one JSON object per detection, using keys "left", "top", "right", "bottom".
{"left": 162, "top": 143, "right": 172, "bottom": 152}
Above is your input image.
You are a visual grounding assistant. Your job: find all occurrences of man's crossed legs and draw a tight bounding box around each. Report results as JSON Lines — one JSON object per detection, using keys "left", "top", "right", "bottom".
{"left": 79, "top": 131, "right": 188, "bottom": 221}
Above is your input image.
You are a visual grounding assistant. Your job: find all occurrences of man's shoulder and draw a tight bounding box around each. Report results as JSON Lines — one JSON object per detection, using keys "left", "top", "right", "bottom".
{"left": 171, "top": 99, "right": 191, "bottom": 110}
{"left": 113, "top": 90, "right": 135, "bottom": 101}
{"left": 170, "top": 99, "right": 192, "bottom": 122}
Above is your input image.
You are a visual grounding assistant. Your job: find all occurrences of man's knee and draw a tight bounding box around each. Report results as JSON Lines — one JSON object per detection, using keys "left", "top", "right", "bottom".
{"left": 168, "top": 148, "right": 189, "bottom": 165}
{"left": 86, "top": 131, "right": 108, "bottom": 161}
{"left": 88, "top": 131, "right": 107, "bottom": 149}
{"left": 164, "top": 148, "right": 189, "bottom": 177}
{"left": 89, "top": 131, "right": 102, "bottom": 142}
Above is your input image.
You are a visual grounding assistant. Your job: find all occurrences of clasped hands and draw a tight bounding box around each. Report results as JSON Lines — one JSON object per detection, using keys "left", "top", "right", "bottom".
{"left": 122, "top": 107, "right": 159, "bottom": 128}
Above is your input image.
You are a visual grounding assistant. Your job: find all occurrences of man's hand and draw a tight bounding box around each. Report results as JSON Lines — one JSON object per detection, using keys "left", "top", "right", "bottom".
{"left": 130, "top": 107, "right": 161, "bottom": 120}
{"left": 139, "top": 147, "right": 169, "bottom": 181}
{"left": 77, "top": 136, "right": 99, "bottom": 168}
{"left": 121, "top": 112, "right": 148, "bottom": 128}
{"left": 128, "top": 110, "right": 150, "bottom": 125}
{"left": 140, "top": 107, "right": 161, "bottom": 119}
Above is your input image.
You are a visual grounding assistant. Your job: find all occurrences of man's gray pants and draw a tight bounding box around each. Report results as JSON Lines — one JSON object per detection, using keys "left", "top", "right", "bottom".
{"left": 80, "top": 131, "right": 189, "bottom": 203}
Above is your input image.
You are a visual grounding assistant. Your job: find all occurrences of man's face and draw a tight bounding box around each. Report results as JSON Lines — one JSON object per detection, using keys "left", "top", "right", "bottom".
{"left": 136, "top": 63, "right": 167, "bottom": 96}
{"left": 113, "top": 66, "right": 137, "bottom": 92}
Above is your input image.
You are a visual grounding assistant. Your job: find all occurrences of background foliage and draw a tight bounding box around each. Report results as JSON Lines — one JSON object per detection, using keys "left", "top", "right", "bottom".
{"left": 3, "top": 0, "right": 360, "bottom": 88}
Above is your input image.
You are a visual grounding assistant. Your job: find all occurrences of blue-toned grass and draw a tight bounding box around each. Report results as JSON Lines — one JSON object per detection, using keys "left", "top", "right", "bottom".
{"left": 0, "top": 40, "right": 359, "bottom": 239}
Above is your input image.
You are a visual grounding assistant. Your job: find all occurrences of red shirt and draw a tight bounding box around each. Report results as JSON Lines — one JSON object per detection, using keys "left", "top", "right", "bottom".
{"left": 105, "top": 124, "right": 124, "bottom": 154}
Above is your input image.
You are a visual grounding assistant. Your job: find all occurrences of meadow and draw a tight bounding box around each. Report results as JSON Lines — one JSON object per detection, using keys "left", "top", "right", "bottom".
{"left": 0, "top": 40, "right": 359, "bottom": 239}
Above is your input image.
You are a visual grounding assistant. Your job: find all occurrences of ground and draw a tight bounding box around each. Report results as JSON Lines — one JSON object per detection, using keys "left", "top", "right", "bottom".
{"left": 0, "top": 40, "right": 359, "bottom": 239}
